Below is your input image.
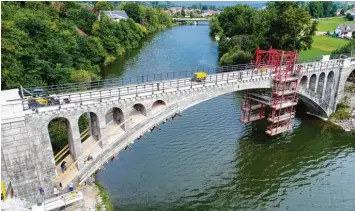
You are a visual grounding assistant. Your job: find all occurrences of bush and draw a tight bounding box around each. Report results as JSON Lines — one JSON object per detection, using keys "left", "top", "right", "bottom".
{"left": 219, "top": 49, "right": 253, "bottom": 65}
{"left": 329, "top": 97, "right": 351, "bottom": 121}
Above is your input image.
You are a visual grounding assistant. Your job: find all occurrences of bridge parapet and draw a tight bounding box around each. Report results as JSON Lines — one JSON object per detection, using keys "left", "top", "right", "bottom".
{"left": 19, "top": 58, "right": 347, "bottom": 114}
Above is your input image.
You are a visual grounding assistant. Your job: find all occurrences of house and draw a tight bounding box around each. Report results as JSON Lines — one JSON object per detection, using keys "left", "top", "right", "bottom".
{"left": 98, "top": 10, "right": 129, "bottom": 22}
{"left": 201, "top": 10, "right": 221, "bottom": 17}
{"left": 335, "top": 24, "right": 355, "bottom": 38}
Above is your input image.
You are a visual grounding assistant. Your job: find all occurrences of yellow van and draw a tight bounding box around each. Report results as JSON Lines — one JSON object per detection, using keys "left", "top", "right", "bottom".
{"left": 191, "top": 72, "right": 207, "bottom": 82}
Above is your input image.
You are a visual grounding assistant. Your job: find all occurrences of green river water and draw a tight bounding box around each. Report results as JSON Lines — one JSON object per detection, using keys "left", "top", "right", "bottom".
{"left": 98, "top": 24, "right": 355, "bottom": 211}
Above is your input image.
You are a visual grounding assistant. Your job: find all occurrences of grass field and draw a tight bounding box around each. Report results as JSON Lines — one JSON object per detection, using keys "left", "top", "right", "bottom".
{"left": 299, "top": 35, "right": 349, "bottom": 58}
{"left": 316, "top": 16, "right": 353, "bottom": 32}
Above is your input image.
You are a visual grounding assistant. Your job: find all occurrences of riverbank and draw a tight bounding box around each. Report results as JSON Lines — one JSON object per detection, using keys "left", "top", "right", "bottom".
{"left": 329, "top": 83, "right": 355, "bottom": 133}
{"left": 79, "top": 181, "right": 113, "bottom": 211}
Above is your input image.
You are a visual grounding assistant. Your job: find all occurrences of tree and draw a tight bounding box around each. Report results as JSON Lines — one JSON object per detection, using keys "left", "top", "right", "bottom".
{"left": 181, "top": 7, "right": 186, "bottom": 17}
{"left": 94, "top": 1, "right": 114, "bottom": 11}
{"left": 70, "top": 70, "right": 91, "bottom": 83}
{"left": 309, "top": 1, "right": 323, "bottom": 18}
{"left": 347, "top": 13, "right": 354, "bottom": 21}
{"left": 217, "top": 5, "right": 257, "bottom": 37}
{"left": 122, "top": 2, "right": 144, "bottom": 23}
{"left": 352, "top": 31, "right": 355, "bottom": 39}
{"left": 340, "top": 9, "right": 345, "bottom": 15}
{"left": 265, "top": 2, "right": 317, "bottom": 51}
{"left": 67, "top": 7, "right": 97, "bottom": 35}
{"left": 189, "top": 11, "right": 194, "bottom": 18}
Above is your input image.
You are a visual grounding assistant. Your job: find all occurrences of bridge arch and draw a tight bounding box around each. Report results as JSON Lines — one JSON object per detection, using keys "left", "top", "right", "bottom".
{"left": 133, "top": 103, "right": 147, "bottom": 116}
{"left": 46, "top": 115, "right": 83, "bottom": 175}
{"left": 300, "top": 76, "right": 308, "bottom": 89}
{"left": 78, "top": 112, "right": 102, "bottom": 141}
{"left": 316, "top": 72, "right": 326, "bottom": 97}
{"left": 151, "top": 100, "right": 167, "bottom": 114}
{"left": 105, "top": 107, "right": 125, "bottom": 130}
{"left": 324, "top": 71, "right": 334, "bottom": 103}
{"left": 309, "top": 74, "right": 317, "bottom": 92}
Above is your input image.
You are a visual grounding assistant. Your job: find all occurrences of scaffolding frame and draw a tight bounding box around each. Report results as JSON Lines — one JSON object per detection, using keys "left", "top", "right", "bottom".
{"left": 240, "top": 47, "right": 301, "bottom": 136}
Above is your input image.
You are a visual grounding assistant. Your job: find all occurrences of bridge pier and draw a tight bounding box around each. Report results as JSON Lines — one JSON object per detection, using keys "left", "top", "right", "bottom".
{"left": 334, "top": 65, "right": 353, "bottom": 109}
{"left": 69, "top": 118, "right": 84, "bottom": 169}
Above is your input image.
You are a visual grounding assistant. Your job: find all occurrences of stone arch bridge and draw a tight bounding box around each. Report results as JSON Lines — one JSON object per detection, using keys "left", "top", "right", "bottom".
{"left": 1, "top": 58, "right": 354, "bottom": 202}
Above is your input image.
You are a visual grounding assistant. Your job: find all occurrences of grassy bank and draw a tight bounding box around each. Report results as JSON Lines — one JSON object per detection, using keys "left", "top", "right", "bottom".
{"left": 329, "top": 97, "right": 351, "bottom": 121}
{"left": 316, "top": 16, "right": 352, "bottom": 31}
{"left": 95, "top": 182, "right": 114, "bottom": 211}
{"left": 299, "top": 35, "right": 349, "bottom": 58}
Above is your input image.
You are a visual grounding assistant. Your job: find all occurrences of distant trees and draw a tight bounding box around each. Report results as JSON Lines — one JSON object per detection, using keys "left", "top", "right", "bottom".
{"left": 181, "top": 7, "right": 186, "bottom": 17}
{"left": 190, "top": 3, "right": 223, "bottom": 11}
{"left": 94, "top": 1, "right": 114, "bottom": 11}
{"left": 346, "top": 13, "right": 354, "bottom": 21}
{"left": 308, "top": 1, "right": 338, "bottom": 18}
{"left": 210, "top": 2, "right": 317, "bottom": 65}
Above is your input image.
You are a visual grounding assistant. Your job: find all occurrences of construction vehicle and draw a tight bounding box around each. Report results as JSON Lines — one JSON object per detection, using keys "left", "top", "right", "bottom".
{"left": 191, "top": 72, "right": 207, "bottom": 82}
{"left": 27, "top": 88, "right": 60, "bottom": 109}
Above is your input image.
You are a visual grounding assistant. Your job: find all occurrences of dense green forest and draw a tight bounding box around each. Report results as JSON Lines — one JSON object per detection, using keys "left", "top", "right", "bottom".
{"left": 210, "top": 2, "right": 318, "bottom": 65}
{"left": 1, "top": 1, "right": 173, "bottom": 90}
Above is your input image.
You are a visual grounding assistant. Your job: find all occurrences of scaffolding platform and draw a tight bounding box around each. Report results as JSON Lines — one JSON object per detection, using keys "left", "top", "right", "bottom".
{"left": 241, "top": 114, "right": 265, "bottom": 123}
{"left": 273, "top": 90, "right": 296, "bottom": 96}
{"left": 265, "top": 125, "right": 291, "bottom": 136}
{"left": 274, "top": 76, "right": 298, "bottom": 82}
{"left": 270, "top": 101, "right": 297, "bottom": 110}
{"left": 268, "top": 112, "right": 295, "bottom": 123}
{"left": 241, "top": 104, "right": 263, "bottom": 111}
{"left": 240, "top": 47, "right": 300, "bottom": 136}
{"left": 249, "top": 93, "right": 272, "bottom": 105}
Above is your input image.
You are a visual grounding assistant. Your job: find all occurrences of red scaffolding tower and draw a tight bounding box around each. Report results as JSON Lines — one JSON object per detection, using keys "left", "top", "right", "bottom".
{"left": 240, "top": 47, "right": 301, "bottom": 136}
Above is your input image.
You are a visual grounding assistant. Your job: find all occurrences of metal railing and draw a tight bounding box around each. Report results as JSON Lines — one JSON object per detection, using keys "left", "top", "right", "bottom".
{"left": 20, "top": 57, "right": 351, "bottom": 112}
{"left": 21, "top": 57, "right": 348, "bottom": 97}
{"left": 22, "top": 64, "right": 253, "bottom": 97}
{"left": 22, "top": 67, "right": 276, "bottom": 111}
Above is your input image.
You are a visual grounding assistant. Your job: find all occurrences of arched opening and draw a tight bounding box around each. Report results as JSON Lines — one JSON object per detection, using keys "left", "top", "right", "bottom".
{"left": 48, "top": 117, "right": 75, "bottom": 175}
{"left": 309, "top": 74, "right": 317, "bottom": 92}
{"left": 133, "top": 103, "right": 147, "bottom": 117}
{"left": 300, "top": 76, "right": 308, "bottom": 89}
{"left": 346, "top": 69, "right": 355, "bottom": 93}
{"left": 151, "top": 100, "right": 167, "bottom": 114}
{"left": 78, "top": 112, "right": 101, "bottom": 142}
{"left": 324, "top": 71, "right": 334, "bottom": 103}
{"left": 316, "top": 72, "right": 326, "bottom": 97}
{"left": 105, "top": 107, "right": 125, "bottom": 130}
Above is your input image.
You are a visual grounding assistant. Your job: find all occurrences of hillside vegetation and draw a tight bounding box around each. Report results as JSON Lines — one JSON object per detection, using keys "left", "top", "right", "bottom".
{"left": 1, "top": 1, "right": 173, "bottom": 90}
{"left": 210, "top": 2, "right": 318, "bottom": 65}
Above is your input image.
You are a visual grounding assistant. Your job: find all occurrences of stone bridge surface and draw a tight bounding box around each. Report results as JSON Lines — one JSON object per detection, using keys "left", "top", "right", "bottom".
{"left": 1, "top": 58, "right": 354, "bottom": 202}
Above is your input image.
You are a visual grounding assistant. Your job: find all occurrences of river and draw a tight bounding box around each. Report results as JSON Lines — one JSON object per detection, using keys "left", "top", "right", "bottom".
{"left": 98, "top": 24, "right": 355, "bottom": 211}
